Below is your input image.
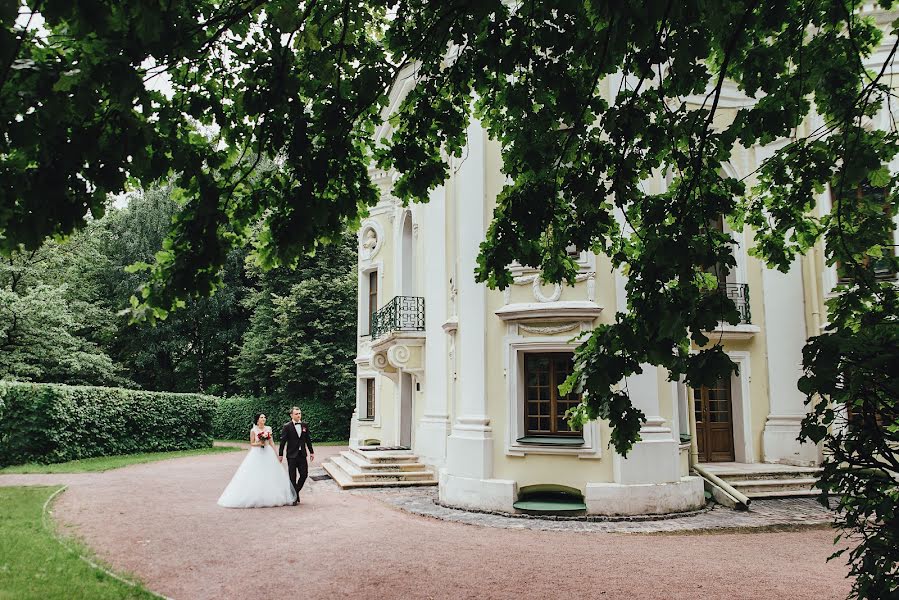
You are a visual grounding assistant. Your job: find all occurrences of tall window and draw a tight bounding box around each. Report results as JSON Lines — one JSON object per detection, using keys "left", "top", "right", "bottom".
{"left": 365, "top": 378, "right": 375, "bottom": 419}
{"left": 706, "top": 214, "right": 727, "bottom": 283}
{"left": 366, "top": 270, "right": 378, "bottom": 335}
{"left": 832, "top": 183, "right": 897, "bottom": 283}
{"left": 524, "top": 353, "right": 582, "bottom": 436}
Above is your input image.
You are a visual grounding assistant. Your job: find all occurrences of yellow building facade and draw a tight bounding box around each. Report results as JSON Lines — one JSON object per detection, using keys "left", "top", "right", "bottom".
{"left": 345, "top": 8, "right": 898, "bottom": 515}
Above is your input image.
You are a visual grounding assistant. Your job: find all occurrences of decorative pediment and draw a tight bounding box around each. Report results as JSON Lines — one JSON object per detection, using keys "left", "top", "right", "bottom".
{"left": 505, "top": 271, "right": 597, "bottom": 304}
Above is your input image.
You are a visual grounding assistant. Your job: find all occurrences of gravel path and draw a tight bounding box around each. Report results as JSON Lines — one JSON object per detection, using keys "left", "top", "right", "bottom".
{"left": 2, "top": 446, "right": 850, "bottom": 600}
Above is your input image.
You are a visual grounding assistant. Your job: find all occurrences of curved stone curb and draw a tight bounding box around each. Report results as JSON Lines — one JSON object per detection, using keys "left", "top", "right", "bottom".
{"left": 432, "top": 498, "right": 716, "bottom": 522}
{"left": 353, "top": 486, "right": 835, "bottom": 534}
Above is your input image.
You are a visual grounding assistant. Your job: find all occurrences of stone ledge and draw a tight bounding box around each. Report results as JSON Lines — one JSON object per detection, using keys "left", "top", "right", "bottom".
{"left": 495, "top": 300, "right": 603, "bottom": 322}
{"left": 586, "top": 477, "right": 706, "bottom": 516}
{"left": 436, "top": 498, "right": 712, "bottom": 523}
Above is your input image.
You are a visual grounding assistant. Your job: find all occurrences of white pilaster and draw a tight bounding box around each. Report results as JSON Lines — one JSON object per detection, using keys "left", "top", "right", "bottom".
{"left": 445, "top": 120, "right": 493, "bottom": 479}
{"left": 612, "top": 365, "right": 680, "bottom": 485}
{"left": 415, "top": 185, "right": 451, "bottom": 466}
{"left": 762, "top": 261, "right": 819, "bottom": 466}
{"left": 609, "top": 259, "right": 679, "bottom": 484}
{"left": 440, "top": 121, "right": 514, "bottom": 510}
{"left": 584, "top": 242, "right": 702, "bottom": 516}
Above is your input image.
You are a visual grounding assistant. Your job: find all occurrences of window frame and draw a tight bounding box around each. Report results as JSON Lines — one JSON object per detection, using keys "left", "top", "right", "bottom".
{"left": 356, "top": 374, "right": 379, "bottom": 425}
{"left": 504, "top": 334, "right": 602, "bottom": 459}
{"left": 523, "top": 352, "right": 582, "bottom": 437}
{"left": 359, "top": 265, "right": 380, "bottom": 337}
{"left": 368, "top": 270, "right": 379, "bottom": 333}
{"left": 365, "top": 378, "right": 376, "bottom": 420}
{"left": 832, "top": 182, "right": 898, "bottom": 284}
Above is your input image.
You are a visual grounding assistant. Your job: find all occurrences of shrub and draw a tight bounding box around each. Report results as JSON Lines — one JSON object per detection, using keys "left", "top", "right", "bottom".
{"left": 213, "top": 396, "right": 350, "bottom": 443}
{"left": 0, "top": 381, "right": 215, "bottom": 466}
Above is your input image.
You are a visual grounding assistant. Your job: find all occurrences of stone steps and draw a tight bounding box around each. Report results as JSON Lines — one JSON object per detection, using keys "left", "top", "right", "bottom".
{"left": 341, "top": 450, "right": 427, "bottom": 472}
{"left": 715, "top": 468, "right": 823, "bottom": 482}
{"left": 726, "top": 477, "right": 818, "bottom": 496}
{"left": 330, "top": 455, "right": 436, "bottom": 482}
{"left": 349, "top": 446, "right": 421, "bottom": 463}
{"left": 710, "top": 467, "right": 821, "bottom": 499}
{"left": 739, "top": 489, "right": 823, "bottom": 499}
{"left": 322, "top": 447, "right": 438, "bottom": 489}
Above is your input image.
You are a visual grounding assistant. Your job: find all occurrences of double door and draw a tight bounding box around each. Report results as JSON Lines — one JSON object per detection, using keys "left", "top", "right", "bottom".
{"left": 693, "top": 377, "right": 735, "bottom": 462}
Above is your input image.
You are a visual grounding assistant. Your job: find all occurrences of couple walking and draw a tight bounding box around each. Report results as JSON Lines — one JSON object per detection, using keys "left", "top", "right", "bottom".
{"left": 217, "top": 407, "right": 316, "bottom": 508}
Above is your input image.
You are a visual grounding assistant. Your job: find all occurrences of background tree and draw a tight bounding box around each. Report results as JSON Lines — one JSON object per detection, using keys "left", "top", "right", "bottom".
{"left": 235, "top": 232, "right": 357, "bottom": 416}
{"left": 95, "top": 185, "right": 251, "bottom": 395}
{"left": 0, "top": 237, "right": 126, "bottom": 386}
{"left": 1, "top": 2, "right": 897, "bottom": 596}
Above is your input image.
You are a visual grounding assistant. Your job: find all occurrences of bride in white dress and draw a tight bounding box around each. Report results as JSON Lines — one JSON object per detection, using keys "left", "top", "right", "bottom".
{"left": 218, "top": 413, "right": 297, "bottom": 508}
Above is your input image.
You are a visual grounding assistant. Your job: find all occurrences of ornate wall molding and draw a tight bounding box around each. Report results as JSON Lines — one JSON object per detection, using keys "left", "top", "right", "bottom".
{"left": 359, "top": 219, "right": 385, "bottom": 261}
{"left": 532, "top": 277, "right": 562, "bottom": 303}
{"left": 509, "top": 271, "right": 597, "bottom": 304}
{"left": 586, "top": 272, "right": 596, "bottom": 302}
{"left": 372, "top": 352, "right": 391, "bottom": 371}
{"left": 518, "top": 322, "right": 580, "bottom": 335}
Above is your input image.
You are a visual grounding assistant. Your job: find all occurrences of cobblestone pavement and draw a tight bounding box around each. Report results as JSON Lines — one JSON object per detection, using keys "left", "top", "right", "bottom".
{"left": 340, "top": 481, "right": 835, "bottom": 533}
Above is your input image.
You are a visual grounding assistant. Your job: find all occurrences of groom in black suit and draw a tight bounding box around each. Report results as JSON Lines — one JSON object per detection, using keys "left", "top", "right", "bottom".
{"left": 278, "top": 407, "right": 315, "bottom": 504}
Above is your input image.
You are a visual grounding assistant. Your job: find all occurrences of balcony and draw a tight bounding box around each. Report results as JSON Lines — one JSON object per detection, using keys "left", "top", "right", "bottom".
{"left": 369, "top": 297, "right": 426, "bottom": 378}
{"left": 704, "top": 283, "right": 759, "bottom": 341}
{"left": 371, "top": 296, "right": 425, "bottom": 340}
{"left": 720, "top": 282, "right": 751, "bottom": 325}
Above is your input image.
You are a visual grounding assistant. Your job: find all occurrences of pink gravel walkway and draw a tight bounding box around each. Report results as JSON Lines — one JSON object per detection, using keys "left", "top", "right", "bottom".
{"left": 3, "top": 447, "right": 850, "bottom": 600}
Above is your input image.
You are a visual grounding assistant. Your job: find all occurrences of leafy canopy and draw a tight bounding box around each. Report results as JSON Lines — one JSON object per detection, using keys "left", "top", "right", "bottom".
{"left": 2, "top": 3, "right": 898, "bottom": 596}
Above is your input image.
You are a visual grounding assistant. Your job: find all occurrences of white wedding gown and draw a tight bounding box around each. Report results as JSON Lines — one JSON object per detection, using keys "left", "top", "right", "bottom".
{"left": 217, "top": 426, "right": 297, "bottom": 508}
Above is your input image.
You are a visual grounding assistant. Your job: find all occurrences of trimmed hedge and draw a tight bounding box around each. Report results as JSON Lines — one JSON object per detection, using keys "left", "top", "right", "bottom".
{"left": 213, "top": 396, "right": 351, "bottom": 443}
{"left": 0, "top": 381, "right": 216, "bottom": 467}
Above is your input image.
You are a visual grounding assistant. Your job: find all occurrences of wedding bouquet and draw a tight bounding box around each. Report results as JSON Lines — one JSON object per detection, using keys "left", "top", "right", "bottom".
{"left": 256, "top": 430, "right": 272, "bottom": 445}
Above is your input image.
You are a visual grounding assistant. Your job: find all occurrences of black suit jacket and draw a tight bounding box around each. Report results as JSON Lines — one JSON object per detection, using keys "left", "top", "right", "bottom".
{"left": 279, "top": 421, "right": 314, "bottom": 459}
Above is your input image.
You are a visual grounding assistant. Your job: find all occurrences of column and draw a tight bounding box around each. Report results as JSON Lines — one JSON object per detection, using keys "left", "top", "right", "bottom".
{"left": 445, "top": 120, "right": 492, "bottom": 481}
{"left": 415, "top": 185, "right": 451, "bottom": 466}
{"left": 610, "top": 269, "right": 680, "bottom": 484}
{"left": 762, "top": 261, "right": 819, "bottom": 466}
{"left": 585, "top": 216, "right": 703, "bottom": 516}
{"left": 439, "top": 121, "right": 514, "bottom": 512}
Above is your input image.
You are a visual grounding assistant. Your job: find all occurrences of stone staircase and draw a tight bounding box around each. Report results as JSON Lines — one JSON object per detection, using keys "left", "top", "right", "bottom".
{"left": 705, "top": 463, "right": 822, "bottom": 499}
{"left": 322, "top": 446, "right": 438, "bottom": 489}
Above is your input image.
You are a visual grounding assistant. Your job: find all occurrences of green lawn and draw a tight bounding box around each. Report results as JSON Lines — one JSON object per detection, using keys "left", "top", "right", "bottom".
{"left": 0, "top": 445, "right": 239, "bottom": 474}
{"left": 0, "top": 486, "right": 158, "bottom": 600}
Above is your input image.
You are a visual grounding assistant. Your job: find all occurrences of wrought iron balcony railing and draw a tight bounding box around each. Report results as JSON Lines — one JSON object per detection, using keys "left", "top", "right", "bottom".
{"left": 717, "top": 282, "right": 751, "bottom": 325}
{"left": 370, "top": 296, "right": 425, "bottom": 340}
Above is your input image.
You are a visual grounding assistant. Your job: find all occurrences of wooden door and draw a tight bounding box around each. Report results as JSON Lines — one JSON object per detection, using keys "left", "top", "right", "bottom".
{"left": 694, "top": 377, "right": 735, "bottom": 462}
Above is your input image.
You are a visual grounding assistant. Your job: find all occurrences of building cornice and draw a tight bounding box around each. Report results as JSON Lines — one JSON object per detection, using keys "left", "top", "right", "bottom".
{"left": 495, "top": 301, "right": 603, "bottom": 322}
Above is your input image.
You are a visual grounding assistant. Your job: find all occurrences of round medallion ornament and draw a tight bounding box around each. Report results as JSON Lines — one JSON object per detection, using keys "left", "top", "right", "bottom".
{"left": 532, "top": 276, "right": 562, "bottom": 303}
{"left": 359, "top": 219, "right": 384, "bottom": 260}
